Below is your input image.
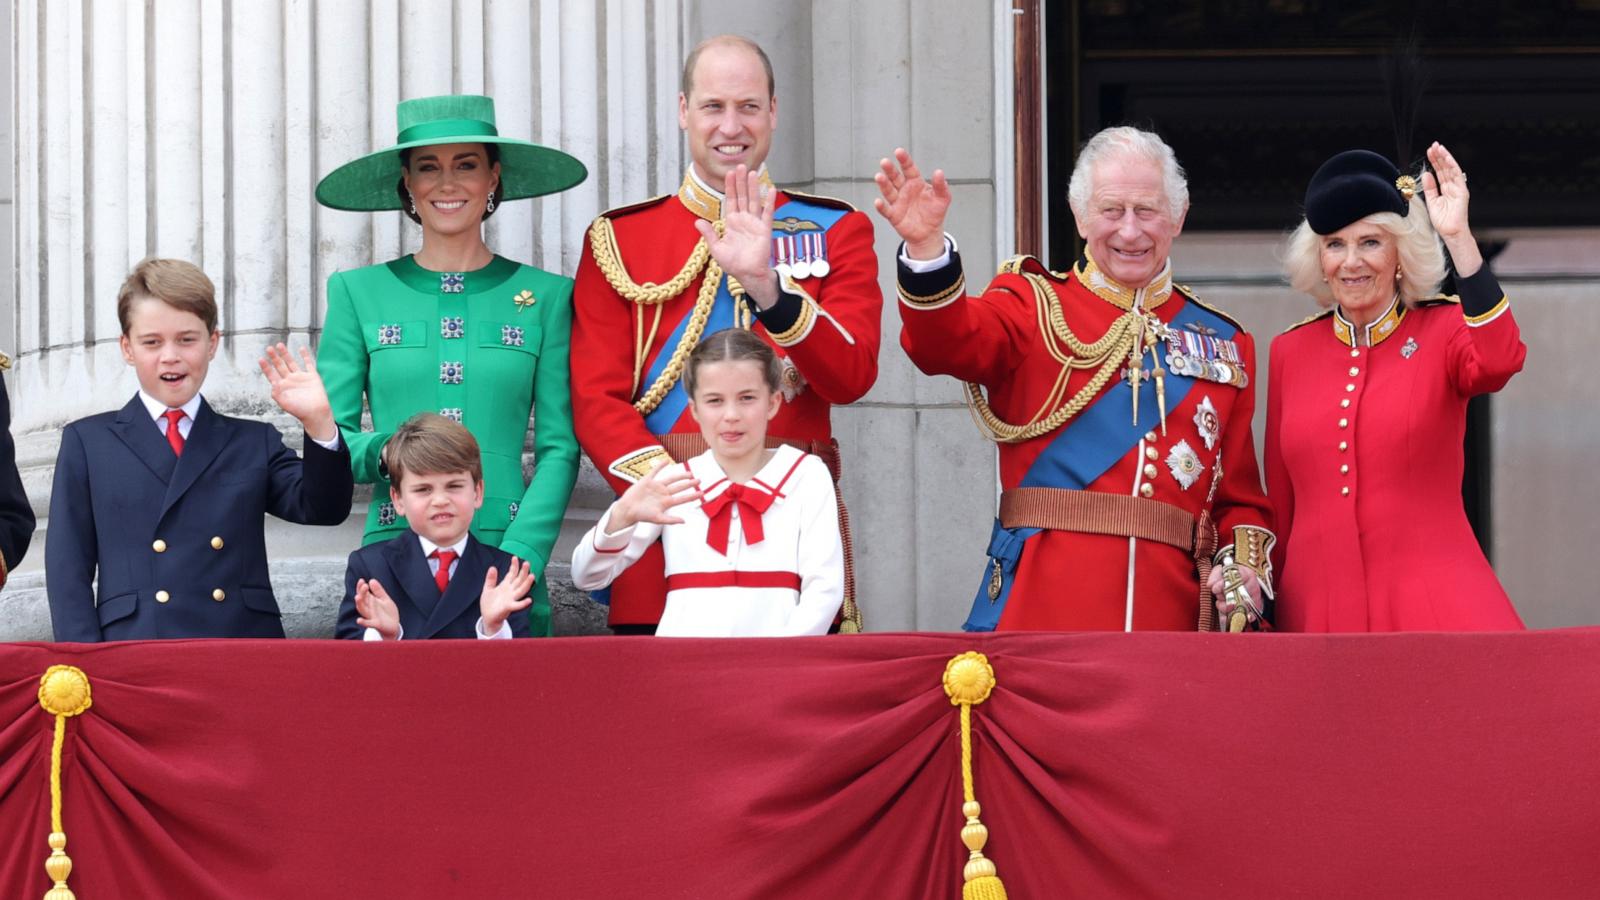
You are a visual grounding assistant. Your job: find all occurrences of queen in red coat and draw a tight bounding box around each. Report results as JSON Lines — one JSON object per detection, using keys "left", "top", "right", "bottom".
{"left": 1267, "top": 143, "right": 1526, "bottom": 631}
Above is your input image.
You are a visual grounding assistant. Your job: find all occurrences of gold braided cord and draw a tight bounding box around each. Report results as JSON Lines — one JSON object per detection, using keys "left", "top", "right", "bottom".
{"left": 589, "top": 216, "right": 713, "bottom": 306}
{"left": 965, "top": 272, "right": 1141, "bottom": 444}
{"left": 632, "top": 256, "right": 724, "bottom": 416}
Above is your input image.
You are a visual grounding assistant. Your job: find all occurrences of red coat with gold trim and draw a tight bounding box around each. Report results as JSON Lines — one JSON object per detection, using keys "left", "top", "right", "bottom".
{"left": 570, "top": 172, "right": 881, "bottom": 626}
{"left": 897, "top": 249, "right": 1273, "bottom": 631}
{"left": 1266, "top": 267, "right": 1525, "bottom": 631}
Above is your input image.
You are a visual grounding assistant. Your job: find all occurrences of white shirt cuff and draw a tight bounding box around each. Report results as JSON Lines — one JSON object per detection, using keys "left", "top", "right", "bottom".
{"left": 476, "top": 617, "right": 513, "bottom": 640}
{"left": 899, "top": 236, "right": 956, "bottom": 273}
{"left": 310, "top": 429, "right": 342, "bottom": 451}
{"left": 362, "top": 622, "right": 403, "bottom": 641}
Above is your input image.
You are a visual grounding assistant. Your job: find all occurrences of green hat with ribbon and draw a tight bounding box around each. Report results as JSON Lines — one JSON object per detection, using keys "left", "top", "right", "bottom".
{"left": 315, "top": 94, "right": 586, "bottom": 211}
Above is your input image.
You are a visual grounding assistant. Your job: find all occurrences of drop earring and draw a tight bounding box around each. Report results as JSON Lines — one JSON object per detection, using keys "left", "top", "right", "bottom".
{"left": 486, "top": 191, "right": 496, "bottom": 214}
{"left": 407, "top": 191, "right": 417, "bottom": 216}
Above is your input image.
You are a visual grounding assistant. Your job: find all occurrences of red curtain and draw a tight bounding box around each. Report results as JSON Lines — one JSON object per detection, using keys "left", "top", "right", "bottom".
{"left": 3, "top": 631, "right": 1598, "bottom": 899}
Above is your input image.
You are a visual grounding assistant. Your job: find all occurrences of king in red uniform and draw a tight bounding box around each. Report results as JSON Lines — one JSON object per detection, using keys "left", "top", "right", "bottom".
{"left": 570, "top": 35, "right": 881, "bottom": 633}
{"left": 874, "top": 128, "right": 1273, "bottom": 631}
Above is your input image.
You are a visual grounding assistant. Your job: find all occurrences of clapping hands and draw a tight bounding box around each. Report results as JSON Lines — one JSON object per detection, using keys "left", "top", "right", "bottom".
{"left": 480, "top": 557, "right": 535, "bottom": 635}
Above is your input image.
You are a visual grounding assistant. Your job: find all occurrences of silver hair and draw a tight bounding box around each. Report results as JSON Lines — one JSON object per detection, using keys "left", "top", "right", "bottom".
{"left": 1283, "top": 194, "right": 1446, "bottom": 308}
{"left": 1067, "top": 126, "right": 1189, "bottom": 223}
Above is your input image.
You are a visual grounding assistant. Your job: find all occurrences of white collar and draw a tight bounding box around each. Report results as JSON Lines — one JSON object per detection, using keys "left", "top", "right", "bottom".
{"left": 417, "top": 533, "right": 470, "bottom": 559}
{"left": 693, "top": 444, "right": 804, "bottom": 499}
{"left": 138, "top": 390, "right": 202, "bottom": 423}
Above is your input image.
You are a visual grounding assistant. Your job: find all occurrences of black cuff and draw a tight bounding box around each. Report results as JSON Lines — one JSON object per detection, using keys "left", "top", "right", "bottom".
{"left": 897, "top": 247, "right": 965, "bottom": 305}
{"left": 1455, "top": 266, "right": 1505, "bottom": 319}
{"left": 748, "top": 280, "right": 805, "bottom": 335}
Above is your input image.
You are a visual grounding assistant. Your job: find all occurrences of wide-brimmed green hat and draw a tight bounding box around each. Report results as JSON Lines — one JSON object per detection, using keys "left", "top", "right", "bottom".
{"left": 315, "top": 94, "right": 586, "bottom": 211}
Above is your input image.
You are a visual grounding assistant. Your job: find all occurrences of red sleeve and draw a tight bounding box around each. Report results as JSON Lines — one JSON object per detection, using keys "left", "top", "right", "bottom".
{"left": 761, "top": 210, "right": 883, "bottom": 405}
{"left": 1446, "top": 269, "right": 1525, "bottom": 397}
{"left": 1210, "top": 328, "right": 1274, "bottom": 543}
{"left": 570, "top": 225, "right": 666, "bottom": 495}
{"left": 1263, "top": 334, "right": 1293, "bottom": 581}
{"left": 895, "top": 249, "right": 1035, "bottom": 386}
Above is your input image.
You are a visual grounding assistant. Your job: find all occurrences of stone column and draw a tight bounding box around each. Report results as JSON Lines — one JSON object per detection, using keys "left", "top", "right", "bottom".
{"left": 3, "top": 0, "right": 685, "bottom": 638}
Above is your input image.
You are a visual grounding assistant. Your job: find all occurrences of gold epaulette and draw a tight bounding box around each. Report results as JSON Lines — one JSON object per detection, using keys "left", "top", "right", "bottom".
{"left": 1173, "top": 283, "right": 1251, "bottom": 333}
{"left": 996, "top": 254, "right": 1067, "bottom": 280}
{"left": 596, "top": 193, "right": 672, "bottom": 221}
{"left": 777, "top": 188, "right": 856, "bottom": 212}
{"left": 1282, "top": 308, "right": 1335, "bottom": 334}
{"left": 1416, "top": 293, "right": 1461, "bottom": 308}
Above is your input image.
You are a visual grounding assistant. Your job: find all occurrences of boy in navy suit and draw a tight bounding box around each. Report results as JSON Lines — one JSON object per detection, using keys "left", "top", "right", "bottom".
{"left": 337, "top": 413, "right": 535, "bottom": 640}
{"left": 47, "top": 258, "right": 353, "bottom": 641}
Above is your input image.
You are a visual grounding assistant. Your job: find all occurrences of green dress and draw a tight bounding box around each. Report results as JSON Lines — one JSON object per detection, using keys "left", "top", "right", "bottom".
{"left": 318, "top": 254, "right": 578, "bottom": 636}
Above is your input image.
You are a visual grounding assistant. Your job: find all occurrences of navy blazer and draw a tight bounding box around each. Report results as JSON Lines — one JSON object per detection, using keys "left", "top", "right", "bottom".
{"left": 46, "top": 395, "right": 354, "bottom": 641}
{"left": 0, "top": 381, "right": 35, "bottom": 585}
{"left": 337, "top": 531, "right": 529, "bottom": 640}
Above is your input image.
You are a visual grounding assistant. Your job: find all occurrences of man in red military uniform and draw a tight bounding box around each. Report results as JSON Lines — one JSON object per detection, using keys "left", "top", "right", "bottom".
{"left": 873, "top": 128, "right": 1273, "bottom": 631}
{"left": 571, "top": 35, "right": 881, "bottom": 633}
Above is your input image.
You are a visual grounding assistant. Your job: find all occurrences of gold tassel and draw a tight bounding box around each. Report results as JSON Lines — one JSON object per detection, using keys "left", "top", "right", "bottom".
{"left": 943, "top": 653, "right": 1009, "bottom": 899}
{"left": 38, "top": 665, "right": 93, "bottom": 900}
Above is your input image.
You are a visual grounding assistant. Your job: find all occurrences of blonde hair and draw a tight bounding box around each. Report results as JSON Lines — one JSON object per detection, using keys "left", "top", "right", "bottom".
{"left": 384, "top": 413, "right": 484, "bottom": 489}
{"left": 1283, "top": 194, "right": 1446, "bottom": 308}
{"left": 117, "top": 257, "right": 218, "bottom": 334}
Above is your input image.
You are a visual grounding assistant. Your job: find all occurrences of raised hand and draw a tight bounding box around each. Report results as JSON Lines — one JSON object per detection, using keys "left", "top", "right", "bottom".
{"left": 873, "top": 148, "right": 952, "bottom": 260}
{"left": 696, "top": 165, "right": 778, "bottom": 308}
{"left": 259, "top": 343, "right": 338, "bottom": 443}
{"left": 354, "top": 578, "right": 401, "bottom": 640}
{"left": 480, "top": 557, "right": 535, "bottom": 635}
{"left": 611, "top": 460, "right": 703, "bottom": 531}
{"left": 1420, "top": 142, "right": 1482, "bottom": 276}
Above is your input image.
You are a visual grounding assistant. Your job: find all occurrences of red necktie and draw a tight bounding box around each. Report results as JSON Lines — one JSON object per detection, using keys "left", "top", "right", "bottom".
{"left": 431, "top": 549, "right": 457, "bottom": 594}
{"left": 700, "top": 483, "right": 775, "bottom": 556}
{"left": 164, "top": 409, "right": 187, "bottom": 456}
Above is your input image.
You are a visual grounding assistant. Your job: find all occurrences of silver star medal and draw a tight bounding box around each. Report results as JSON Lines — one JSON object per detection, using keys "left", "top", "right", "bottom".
{"left": 1165, "top": 439, "right": 1204, "bottom": 490}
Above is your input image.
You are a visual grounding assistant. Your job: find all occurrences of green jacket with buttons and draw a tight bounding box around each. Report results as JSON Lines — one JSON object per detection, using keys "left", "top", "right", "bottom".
{"left": 318, "top": 255, "right": 578, "bottom": 636}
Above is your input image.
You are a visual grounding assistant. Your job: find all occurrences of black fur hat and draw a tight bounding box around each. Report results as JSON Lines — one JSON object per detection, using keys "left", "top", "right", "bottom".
{"left": 1304, "top": 150, "right": 1416, "bottom": 235}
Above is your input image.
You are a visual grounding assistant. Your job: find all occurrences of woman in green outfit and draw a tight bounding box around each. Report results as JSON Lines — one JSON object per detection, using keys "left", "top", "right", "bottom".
{"left": 315, "top": 95, "right": 586, "bottom": 636}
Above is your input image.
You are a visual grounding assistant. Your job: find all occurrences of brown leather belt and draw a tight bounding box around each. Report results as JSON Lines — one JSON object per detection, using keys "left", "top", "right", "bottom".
{"left": 998, "top": 487, "right": 1197, "bottom": 551}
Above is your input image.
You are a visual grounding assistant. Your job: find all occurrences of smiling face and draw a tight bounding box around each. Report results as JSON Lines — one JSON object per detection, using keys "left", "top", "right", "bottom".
{"left": 1074, "top": 153, "right": 1186, "bottom": 289}
{"left": 402, "top": 142, "right": 500, "bottom": 240}
{"left": 119, "top": 297, "right": 219, "bottom": 409}
{"left": 689, "top": 359, "right": 782, "bottom": 469}
{"left": 391, "top": 469, "right": 484, "bottom": 548}
{"left": 1320, "top": 217, "right": 1400, "bottom": 322}
{"left": 678, "top": 42, "right": 777, "bottom": 186}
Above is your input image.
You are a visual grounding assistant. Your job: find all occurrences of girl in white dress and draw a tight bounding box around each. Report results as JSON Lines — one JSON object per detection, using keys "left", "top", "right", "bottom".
{"left": 570, "top": 329, "right": 845, "bottom": 636}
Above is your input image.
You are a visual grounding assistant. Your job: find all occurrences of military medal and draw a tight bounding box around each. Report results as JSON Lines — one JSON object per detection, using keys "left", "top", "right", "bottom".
{"left": 810, "top": 232, "right": 831, "bottom": 277}
{"left": 790, "top": 234, "right": 812, "bottom": 280}
{"left": 1163, "top": 329, "right": 1248, "bottom": 388}
{"left": 1193, "top": 395, "right": 1220, "bottom": 450}
{"left": 1165, "top": 439, "right": 1204, "bottom": 490}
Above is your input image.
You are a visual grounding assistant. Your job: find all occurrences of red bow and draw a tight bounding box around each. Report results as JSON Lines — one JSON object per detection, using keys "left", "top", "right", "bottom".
{"left": 700, "top": 483, "right": 775, "bottom": 556}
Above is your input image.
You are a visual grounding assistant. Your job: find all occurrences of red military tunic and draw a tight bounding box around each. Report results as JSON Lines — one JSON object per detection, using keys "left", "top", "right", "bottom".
{"left": 897, "top": 248, "right": 1273, "bottom": 631}
{"left": 1266, "top": 267, "right": 1526, "bottom": 631}
{"left": 570, "top": 168, "right": 881, "bottom": 627}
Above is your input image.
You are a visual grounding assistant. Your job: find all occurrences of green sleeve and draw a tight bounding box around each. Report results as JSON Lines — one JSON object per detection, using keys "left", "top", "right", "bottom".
{"left": 318, "top": 272, "right": 393, "bottom": 484}
{"left": 498, "top": 275, "right": 579, "bottom": 577}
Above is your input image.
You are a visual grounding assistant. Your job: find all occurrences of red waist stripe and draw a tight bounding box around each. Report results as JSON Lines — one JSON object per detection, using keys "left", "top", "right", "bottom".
{"left": 665, "top": 571, "right": 802, "bottom": 591}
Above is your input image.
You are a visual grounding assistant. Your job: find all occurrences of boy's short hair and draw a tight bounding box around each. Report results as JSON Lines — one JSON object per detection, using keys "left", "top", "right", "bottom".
{"left": 117, "top": 257, "right": 218, "bottom": 335}
{"left": 384, "top": 413, "right": 484, "bottom": 489}
{"left": 684, "top": 327, "right": 782, "bottom": 397}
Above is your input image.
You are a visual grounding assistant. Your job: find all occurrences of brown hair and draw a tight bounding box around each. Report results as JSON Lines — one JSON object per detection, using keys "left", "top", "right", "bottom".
{"left": 395, "top": 143, "right": 502, "bottom": 225}
{"left": 680, "top": 34, "right": 775, "bottom": 99}
{"left": 684, "top": 328, "right": 782, "bottom": 397}
{"left": 117, "top": 257, "right": 218, "bottom": 335}
{"left": 384, "top": 412, "right": 484, "bottom": 489}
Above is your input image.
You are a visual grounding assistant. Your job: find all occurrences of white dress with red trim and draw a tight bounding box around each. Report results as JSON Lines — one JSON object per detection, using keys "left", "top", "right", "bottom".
{"left": 569, "top": 445, "right": 844, "bottom": 636}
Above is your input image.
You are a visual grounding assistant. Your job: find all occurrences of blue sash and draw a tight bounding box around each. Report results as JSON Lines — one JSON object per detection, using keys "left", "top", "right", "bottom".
{"left": 963, "top": 295, "right": 1237, "bottom": 631}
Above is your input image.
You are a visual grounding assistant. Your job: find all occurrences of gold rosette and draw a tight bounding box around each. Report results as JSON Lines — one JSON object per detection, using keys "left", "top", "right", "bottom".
{"left": 941, "top": 652, "right": 1009, "bottom": 900}
{"left": 38, "top": 665, "right": 92, "bottom": 900}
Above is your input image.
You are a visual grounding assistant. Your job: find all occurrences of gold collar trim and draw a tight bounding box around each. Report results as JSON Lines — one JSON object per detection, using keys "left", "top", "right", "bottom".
{"left": 1332, "top": 297, "right": 1405, "bottom": 348}
{"left": 678, "top": 166, "right": 777, "bottom": 222}
{"left": 1073, "top": 250, "right": 1173, "bottom": 311}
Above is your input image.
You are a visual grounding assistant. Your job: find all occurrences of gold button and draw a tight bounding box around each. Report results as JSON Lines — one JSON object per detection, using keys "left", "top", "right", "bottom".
{"left": 1350, "top": 349, "right": 1361, "bottom": 358}
{"left": 212, "top": 589, "right": 226, "bottom": 602}
{"left": 1340, "top": 464, "right": 1349, "bottom": 474}
{"left": 1339, "top": 418, "right": 1348, "bottom": 428}
{"left": 1349, "top": 367, "right": 1360, "bottom": 376}
{"left": 1145, "top": 447, "right": 1158, "bottom": 461}
{"left": 1339, "top": 441, "right": 1348, "bottom": 451}
{"left": 1340, "top": 399, "right": 1350, "bottom": 408}
{"left": 211, "top": 536, "right": 224, "bottom": 550}
{"left": 156, "top": 590, "right": 170, "bottom": 603}
{"left": 1345, "top": 384, "right": 1356, "bottom": 392}
{"left": 1143, "top": 463, "right": 1158, "bottom": 478}
{"left": 1341, "top": 486, "right": 1350, "bottom": 496}
{"left": 1139, "top": 483, "right": 1154, "bottom": 498}
{"left": 152, "top": 539, "right": 167, "bottom": 553}
{"left": 1144, "top": 431, "right": 1158, "bottom": 442}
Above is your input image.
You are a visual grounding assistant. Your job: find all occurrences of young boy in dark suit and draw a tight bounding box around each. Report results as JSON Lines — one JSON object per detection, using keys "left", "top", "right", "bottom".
{"left": 46, "top": 258, "right": 354, "bottom": 641}
{"left": 336, "top": 413, "right": 535, "bottom": 640}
